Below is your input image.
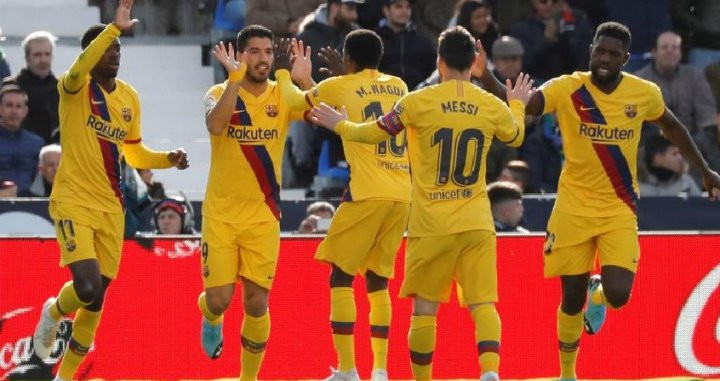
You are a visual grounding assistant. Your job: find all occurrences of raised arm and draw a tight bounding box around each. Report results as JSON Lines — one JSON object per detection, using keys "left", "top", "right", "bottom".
{"left": 63, "top": 0, "right": 138, "bottom": 93}
{"left": 654, "top": 107, "right": 720, "bottom": 199}
{"left": 275, "top": 38, "right": 315, "bottom": 110}
{"left": 205, "top": 42, "right": 247, "bottom": 136}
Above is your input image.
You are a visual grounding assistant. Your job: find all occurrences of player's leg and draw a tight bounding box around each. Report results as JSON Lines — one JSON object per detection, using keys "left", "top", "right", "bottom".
{"left": 237, "top": 220, "right": 280, "bottom": 381}
{"left": 598, "top": 265, "right": 634, "bottom": 308}
{"left": 198, "top": 217, "right": 241, "bottom": 359}
{"left": 328, "top": 265, "right": 358, "bottom": 378}
{"left": 455, "top": 230, "right": 500, "bottom": 380}
{"left": 364, "top": 201, "right": 409, "bottom": 381}
{"left": 401, "top": 235, "right": 457, "bottom": 381}
{"left": 544, "top": 211, "right": 598, "bottom": 381}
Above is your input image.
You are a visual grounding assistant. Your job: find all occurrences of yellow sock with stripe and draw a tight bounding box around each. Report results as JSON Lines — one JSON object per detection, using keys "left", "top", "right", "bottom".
{"left": 368, "top": 289, "right": 391, "bottom": 370}
{"left": 330, "top": 287, "right": 356, "bottom": 372}
{"left": 51, "top": 281, "right": 90, "bottom": 321}
{"left": 58, "top": 308, "right": 102, "bottom": 380}
{"left": 198, "top": 292, "right": 223, "bottom": 326}
{"left": 472, "top": 304, "right": 501, "bottom": 373}
{"left": 240, "top": 312, "right": 270, "bottom": 381}
{"left": 557, "top": 307, "right": 583, "bottom": 380}
{"left": 408, "top": 315, "right": 436, "bottom": 381}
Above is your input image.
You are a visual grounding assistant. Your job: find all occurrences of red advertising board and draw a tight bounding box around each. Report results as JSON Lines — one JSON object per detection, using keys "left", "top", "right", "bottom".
{"left": 1, "top": 235, "right": 719, "bottom": 379}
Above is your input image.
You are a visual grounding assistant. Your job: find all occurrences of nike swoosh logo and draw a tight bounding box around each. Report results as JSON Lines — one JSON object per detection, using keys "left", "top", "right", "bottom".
{"left": 91, "top": 99, "right": 105, "bottom": 105}
{"left": 580, "top": 106, "right": 595, "bottom": 111}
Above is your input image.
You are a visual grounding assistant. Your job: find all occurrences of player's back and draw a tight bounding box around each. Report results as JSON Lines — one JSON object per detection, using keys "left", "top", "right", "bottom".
{"left": 307, "top": 69, "right": 411, "bottom": 202}
{"left": 396, "top": 79, "right": 522, "bottom": 236}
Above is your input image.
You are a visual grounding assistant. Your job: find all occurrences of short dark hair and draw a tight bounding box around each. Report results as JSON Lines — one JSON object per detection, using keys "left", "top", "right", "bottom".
{"left": 236, "top": 24, "right": 274, "bottom": 52}
{"left": 644, "top": 134, "right": 674, "bottom": 168}
{"left": 594, "top": 22, "right": 632, "bottom": 50}
{"left": 344, "top": 29, "right": 384, "bottom": 70}
{"left": 487, "top": 181, "right": 523, "bottom": 206}
{"left": 438, "top": 26, "right": 476, "bottom": 71}
{"left": 504, "top": 160, "right": 531, "bottom": 188}
{"left": 306, "top": 201, "right": 336, "bottom": 216}
{"left": 0, "top": 84, "right": 28, "bottom": 104}
{"left": 81, "top": 24, "right": 108, "bottom": 50}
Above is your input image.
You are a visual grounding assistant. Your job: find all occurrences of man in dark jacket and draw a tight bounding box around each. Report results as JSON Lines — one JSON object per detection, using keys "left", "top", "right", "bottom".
{"left": 375, "top": 0, "right": 435, "bottom": 90}
{"left": 0, "top": 85, "right": 44, "bottom": 195}
{"left": 2, "top": 31, "right": 59, "bottom": 143}
{"left": 672, "top": 0, "right": 720, "bottom": 70}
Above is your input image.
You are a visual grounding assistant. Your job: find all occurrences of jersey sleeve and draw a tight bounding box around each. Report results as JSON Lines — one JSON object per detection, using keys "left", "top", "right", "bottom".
{"left": 537, "top": 76, "right": 567, "bottom": 115}
{"left": 306, "top": 77, "right": 344, "bottom": 107}
{"left": 494, "top": 99, "right": 526, "bottom": 147}
{"left": 63, "top": 23, "right": 121, "bottom": 94}
{"left": 381, "top": 92, "right": 414, "bottom": 132}
{"left": 276, "top": 69, "right": 312, "bottom": 111}
{"left": 123, "top": 91, "right": 172, "bottom": 169}
{"left": 645, "top": 81, "right": 667, "bottom": 121}
{"left": 203, "top": 85, "right": 224, "bottom": 116}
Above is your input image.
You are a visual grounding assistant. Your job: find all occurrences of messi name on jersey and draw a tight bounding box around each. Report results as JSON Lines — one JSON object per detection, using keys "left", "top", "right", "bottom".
{"left": 579, "top": 123, "right": 634, "bottom": 141}
{"left": 86, "top": 115, "right": 127, "bottom": 141}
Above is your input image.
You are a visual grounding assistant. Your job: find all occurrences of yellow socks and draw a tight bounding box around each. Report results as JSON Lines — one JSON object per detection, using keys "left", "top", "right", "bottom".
{"left": 240, "top": 312, "right": 270, "bottom": 381}
{"left": 198, "top": 292, "right": 223, "bottom": 326}
{"left": 472, "top": 304, "right": 501, "bottom": 373}
{"left": 369, "top": 289, "right": 391, "bottom": 371}
{"left": 557, "top": 307, "right": 583, "bottom": 380}
{"left": 330, "top": 287, "right": 356, "bottom": 372}
{"left": 52, "top": 281, "right": 90, "bottom": 320}
{"left": 408, "top": 315, "right": 436, "bottom": 381}
{"left": 58, "top": 308, "right": 102, "bottom": 380}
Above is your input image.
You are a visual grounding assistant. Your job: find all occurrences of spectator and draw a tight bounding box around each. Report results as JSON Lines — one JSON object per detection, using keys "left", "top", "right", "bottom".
{"left": 28, "top": 143, "right": 61, "bottom": 197}
{"left": 705, "top": 60, "right": 720, "bottom": 121}
{"left": 456, "top": 0, "right": 500, "bottom": 60}
{"left": 0, "top": 179, "right": 17, "bottom": 198}
{"left": 671, "top": 0, "right": 720, "bottom": 70}
{"left": 498, "top": 159, "right": 537, "bottom": 193}
{"left": 2, "top": 31, "right": 59, "bottom": 143}
{"left": 487, "top": 181, "right": 529, "bottom": 233}
{"left": 122, "top": 162, "right": 166, "bottom": 238}
{"left": 210, "top": 0, "right": 246, "bottom": 83}
{"left": 0, "top": 85, "right": 43, "bottom": 195}
{"left": 245, "top": 0, "right": 322, "bottom": 37}
{"left": 494, "top": 0, "right": 533, "bottom": 34}
{"left": 151, "top": 197, "right": 196, "bottom": 234}
{"left": 297, "top": 201, "right": 336, "bottom": 233}
{"left": 510, "top": 0, "right": 593, "bottom": 81}
{"left": 491, "top": 35, "right": 524, "bottom": 82}
{"left": 519, "top": 114, "right": 563, "bottom": 193}
{"left": 358, "top": 0, "right": 386, "bottom": 29}
{"left": 635, "top": 31, "right": 720, "bottom": 175}
{"left": 0, "top": 27, "right": 9, "bottom": 81}
{"left": 639, "top": 134, "right": 701, "bottom": 197}
{"left": 376, "top": 0, "right": 436, "bottom": 90}
{"left": 412, "top": 0, "right": 459, "bottom": 49}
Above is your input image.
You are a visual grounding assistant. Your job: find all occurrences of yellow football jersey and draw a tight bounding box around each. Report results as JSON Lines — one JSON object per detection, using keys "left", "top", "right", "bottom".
{"left": 203, "top": 81, "right": 305, "bottom": 224}
{"left": 539, "top": 72, "right": 666, "bottom": 217}
{"left": 336, "top": 80, "right": 525, "bottom": 237}
{"left": 51, "top": 24, "right": 171, "bottom": 214}
{"left": 281, "top": 69, "right": 411, "bottom": 202}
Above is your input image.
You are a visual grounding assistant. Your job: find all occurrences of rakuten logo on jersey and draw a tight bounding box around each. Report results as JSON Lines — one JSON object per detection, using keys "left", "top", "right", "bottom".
{"left": 0, "top": 305, "right": 73, "bottom": 380}
{"left": 675, "top": 262, "right": 720, "bottom": 376}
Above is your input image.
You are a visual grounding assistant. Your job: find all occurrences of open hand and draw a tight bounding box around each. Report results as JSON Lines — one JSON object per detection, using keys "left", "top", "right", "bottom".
{"left": 506, "top": 72, "right": 536, "bottom": 106}
{"left": 113, "top": 0, "right": 139, "bottom": 32}
{"left": 168, "top": 148, "right": 189, "bottom": 170}
{"left": 318, "top": 47, "right": 346, "bottom": 77}
{"left": 309, "top": 103, "right": 348, "bottom": 131}
{"left": 471, "top": 40, "right": 487, "bottom": 78}
{"left": 273, "top": 38, "right": 292, "bottom": 72}
{"left": 213, "top": 41, "right": 247, "bottom": 81}
{"left": 290, "top": 39, "right": 313, "bottom": 85}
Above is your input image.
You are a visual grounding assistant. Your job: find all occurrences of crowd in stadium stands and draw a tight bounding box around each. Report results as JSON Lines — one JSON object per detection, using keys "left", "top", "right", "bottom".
{"left": 1, "top": 0, "right": 720, "bottom": 234}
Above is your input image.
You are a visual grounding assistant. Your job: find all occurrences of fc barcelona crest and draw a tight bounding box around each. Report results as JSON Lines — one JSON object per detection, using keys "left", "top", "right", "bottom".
{"left": 266, "top": 105, "right": 279, "bottom": 117}
{"left": 122, "top": 107, "right": 133, "bottom": 122}
{"left": 625, "top": 104, "right": 637, "bottom": 118}
{"left": 66, "top": 240, "right": 77, "bottom": 252}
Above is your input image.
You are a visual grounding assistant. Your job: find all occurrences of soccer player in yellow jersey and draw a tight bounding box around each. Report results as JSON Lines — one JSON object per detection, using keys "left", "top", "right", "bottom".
{"left": 31, "top": 1, "right": 189, "bottom": 380}
{"left": 310, "top": 26, "right": 535, "bottom": 381}
{"left": 476, "top": 22, "right": 720, "bottom": 380}
{"left": 275, "top": 30, "right": 410, "bottom": 381}
{"left": 197, "top": 25, "right": 310, "bottom": 381}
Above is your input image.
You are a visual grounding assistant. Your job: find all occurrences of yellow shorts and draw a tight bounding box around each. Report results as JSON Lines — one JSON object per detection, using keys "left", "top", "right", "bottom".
{"left": 400, "top": 229, "right": 497, "bottom": 305}
{"left": 315, "top": 200, "right": 409, "bottom": 278}
{"left": 49, "top": 200, "right": 125, "bottom": 279}
{"left": 543, "top": 209, "right": 639, "bottom": 278}
{"left": 200, "top": 216, "right": 280, "bottom": 290}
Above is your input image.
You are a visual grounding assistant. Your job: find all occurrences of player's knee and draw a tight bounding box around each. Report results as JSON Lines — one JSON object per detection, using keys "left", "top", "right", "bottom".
{"left": 74, "top": 278, "right": 102, "bottom": 304}
{"left": 602, "top": 284, "right": 631, "bottom": 308}
{"left": 329, "top": 265, "right": 354, "bottom": 288}
{"left": 561, "top": 289, "right": 586, "bottom": 315}
{"left": 365, "top": 270, "right": 388, "bottom": 293}
{"left": 243, "top": 291, "right": 268, "bottom": 317}
{"left": 206, "top": 291, "right": 232, "bottom": 315}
